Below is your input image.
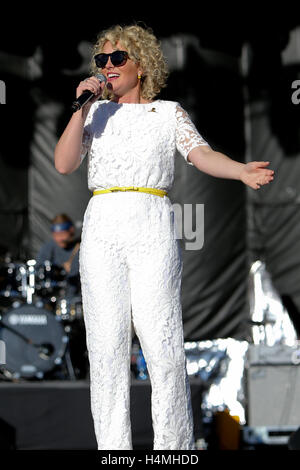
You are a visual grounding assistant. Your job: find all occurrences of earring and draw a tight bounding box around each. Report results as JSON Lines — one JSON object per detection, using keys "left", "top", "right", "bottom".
{"left": 137, "top": 73, "right": 142, "bottom": 80}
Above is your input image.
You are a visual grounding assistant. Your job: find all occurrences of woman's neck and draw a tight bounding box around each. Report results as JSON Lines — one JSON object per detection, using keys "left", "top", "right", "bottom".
{"left": 110, "top": 89, "right": 151, "bottom": 105}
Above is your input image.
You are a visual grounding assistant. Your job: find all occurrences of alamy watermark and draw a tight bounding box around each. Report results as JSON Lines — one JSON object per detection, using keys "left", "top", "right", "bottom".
{"left": 0, "top": 340, "right": 5, "bottom": 364}
{"left": 172, "top": 203, "right": 204, "bottom": 251}
{"left": 0, "top": 80, "right": 6, "bottom": 104}
{"left": 291, "top": 80, "right": 300, "bottom": 104}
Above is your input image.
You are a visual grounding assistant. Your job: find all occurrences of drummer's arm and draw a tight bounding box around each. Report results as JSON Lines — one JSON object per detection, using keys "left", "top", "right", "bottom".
{"left": 62, "top": 261, "right": 72, "bottom": 274}
{"left": 67, "top": 246, "right": 80, "bottom": 278}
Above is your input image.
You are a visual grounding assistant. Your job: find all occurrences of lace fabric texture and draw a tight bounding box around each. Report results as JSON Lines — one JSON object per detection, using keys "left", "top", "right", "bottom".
{"left": 80, "top": 100, "right": 210, "bottom": 191}
{"left": 79, "top": 100, "right": 209, "bottom": 450}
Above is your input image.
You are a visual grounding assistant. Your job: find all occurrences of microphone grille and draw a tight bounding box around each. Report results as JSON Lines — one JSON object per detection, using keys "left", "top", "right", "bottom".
{"left": 96, "top": 73, "right": 107, "bottom": 84}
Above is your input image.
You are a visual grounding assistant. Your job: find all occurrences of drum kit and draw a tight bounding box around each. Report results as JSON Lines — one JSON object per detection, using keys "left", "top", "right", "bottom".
{"left": 0, "top": 256, "right": 88, "bottom": 381}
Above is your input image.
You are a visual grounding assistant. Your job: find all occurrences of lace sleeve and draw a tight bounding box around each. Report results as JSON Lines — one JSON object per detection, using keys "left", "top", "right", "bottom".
{"left": 80, "top": 107, "right": 94, "bottom": 164}
{"left": 175, "top": 104, "right": 210, "bottom": 166}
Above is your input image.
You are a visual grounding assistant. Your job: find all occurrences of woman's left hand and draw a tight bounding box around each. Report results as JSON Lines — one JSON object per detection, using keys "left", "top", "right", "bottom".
{"left": 240, "top": 161, "right": 275, "bottom": 190}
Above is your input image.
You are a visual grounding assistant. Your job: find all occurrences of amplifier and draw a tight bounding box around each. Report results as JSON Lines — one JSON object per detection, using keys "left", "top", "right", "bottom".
{"left": 246, "top": 344, "right": 300, "bottom": 427}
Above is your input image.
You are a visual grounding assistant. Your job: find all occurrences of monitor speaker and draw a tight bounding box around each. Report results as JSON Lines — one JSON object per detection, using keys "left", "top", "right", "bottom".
{"left": 246, "top": 344, "right": 300, "bottom": 427}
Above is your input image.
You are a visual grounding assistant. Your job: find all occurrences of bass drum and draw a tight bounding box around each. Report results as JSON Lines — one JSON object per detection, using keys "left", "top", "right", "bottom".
{"left": 0, "top": 304, "right": 68, "bottom": 379}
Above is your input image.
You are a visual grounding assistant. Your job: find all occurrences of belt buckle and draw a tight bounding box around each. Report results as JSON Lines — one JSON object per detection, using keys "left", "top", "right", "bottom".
{"left": 110, "top": 186, "right": 139, "bottom": 192}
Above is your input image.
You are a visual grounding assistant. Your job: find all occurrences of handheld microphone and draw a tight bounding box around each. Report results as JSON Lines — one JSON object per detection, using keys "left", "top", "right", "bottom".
{"left": 71, "top": 73, "right": 107, "bottom": 112}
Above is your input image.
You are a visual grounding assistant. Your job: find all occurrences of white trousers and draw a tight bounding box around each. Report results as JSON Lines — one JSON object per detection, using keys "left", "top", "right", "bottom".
{"left": 79, "top": 192, "right": 195, "bottom": 450}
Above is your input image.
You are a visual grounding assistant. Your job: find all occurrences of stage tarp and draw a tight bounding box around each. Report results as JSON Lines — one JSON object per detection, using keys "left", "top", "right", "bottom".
{"left": 2, "top": 22, "right": 300, "bottom": 341}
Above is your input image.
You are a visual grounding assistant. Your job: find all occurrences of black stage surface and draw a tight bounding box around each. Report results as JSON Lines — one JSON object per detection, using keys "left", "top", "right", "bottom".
{"left": 0, "top": 377, "right": 204, "bottom": 450}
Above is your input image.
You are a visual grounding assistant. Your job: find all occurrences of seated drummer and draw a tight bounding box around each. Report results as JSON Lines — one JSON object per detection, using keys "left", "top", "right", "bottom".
{"left": 36, "top": 214, "right": 81, "bottom": 297}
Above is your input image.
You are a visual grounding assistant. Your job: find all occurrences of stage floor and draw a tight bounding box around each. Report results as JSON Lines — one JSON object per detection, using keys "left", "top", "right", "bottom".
{"left": 0, "top": 377, "right": 204, "bottom": 450}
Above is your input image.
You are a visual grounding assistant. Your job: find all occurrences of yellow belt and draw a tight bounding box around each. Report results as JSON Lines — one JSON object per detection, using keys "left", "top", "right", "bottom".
{"left": 93, "top": 186, "right": 168, "bottom": 198}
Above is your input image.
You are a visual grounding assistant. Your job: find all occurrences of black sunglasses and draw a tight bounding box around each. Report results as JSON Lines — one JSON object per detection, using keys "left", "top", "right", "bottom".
{"left": 94, "top": 50, "right": 129, "bottom": 69}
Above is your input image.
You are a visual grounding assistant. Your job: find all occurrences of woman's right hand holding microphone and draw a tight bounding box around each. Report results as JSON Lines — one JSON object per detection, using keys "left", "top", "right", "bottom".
{"left": 75, "top": 75, "right": 106, "bottom": 117}
{"left": 55, "top": 75, "right": 106, "bottom": 174}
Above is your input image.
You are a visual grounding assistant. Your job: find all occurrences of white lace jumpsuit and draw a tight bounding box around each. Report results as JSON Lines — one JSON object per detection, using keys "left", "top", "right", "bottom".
{"left": 78, "top": 99, "right": 210, "bottom": 450}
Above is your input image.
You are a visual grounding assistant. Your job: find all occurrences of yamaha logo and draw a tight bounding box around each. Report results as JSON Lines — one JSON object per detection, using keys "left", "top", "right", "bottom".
{"left": 8, "top": 314, "right": 48, "bottom": 326}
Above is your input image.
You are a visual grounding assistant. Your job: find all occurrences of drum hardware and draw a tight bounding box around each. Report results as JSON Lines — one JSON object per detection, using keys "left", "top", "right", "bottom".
{"left": 56, "top": 298, "right": 70, "bottom": 321}
{"left": 19, "top": 265, "right": 27, "bottom": 299}
{"left": 0, "top": 258, "right": 87, "bottom": 381}
{"left": 55, "top": 296, "right": 83, "bottom": 322}
{"left": 35, "top": 260, "right": 67, "bottom": 298}
{"left": 0, "top": 259, "right": 68, "bottom": 302}
{"left": 0, "top": 262, "right": 27, "bottom": 299}
{"left": 26, "top": 259, "right": 36, "bottom": 304}
{"left": 62, "top": 328, "right": 76, "bottom": 381}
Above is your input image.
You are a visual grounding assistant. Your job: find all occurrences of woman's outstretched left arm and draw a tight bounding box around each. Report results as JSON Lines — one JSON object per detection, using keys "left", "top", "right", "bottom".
{"left": 188, "top": 145, "right": 275, "bottom": 190}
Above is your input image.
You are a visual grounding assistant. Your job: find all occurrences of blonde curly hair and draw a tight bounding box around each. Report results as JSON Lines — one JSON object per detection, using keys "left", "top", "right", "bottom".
{"left": 90, "top": 24, "right": 169, "bottom": 101}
